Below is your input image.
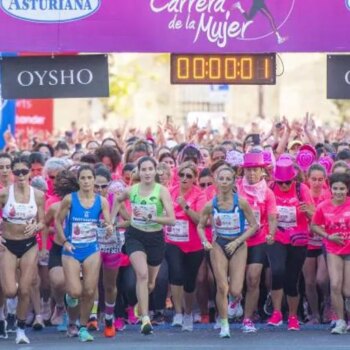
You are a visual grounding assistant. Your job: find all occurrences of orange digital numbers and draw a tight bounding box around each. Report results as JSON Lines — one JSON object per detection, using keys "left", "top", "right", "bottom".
{"left": 209, "top": 58, "right": 221, "bottom": 79}
{"left": 241, "top": 58, "right": 253, "bottom": 80}
{"left": 177, "top": 57, "right": 189, "bottom": 79}
{"left": 193, "top": 57, "right": 206, "bottom": 79}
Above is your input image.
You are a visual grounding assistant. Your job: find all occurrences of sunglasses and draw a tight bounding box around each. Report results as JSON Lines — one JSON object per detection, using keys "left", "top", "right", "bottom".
{"left": 179, "top": 172, "right": 194, "bottom": 180}
{"left": 276, "top": 180, "right": 292, "bottom": 186}
{"left": 94, "top": 184, "right": 109, "bottom": 190}
{"left": 13, "top": 169, "right": 30, "bottom": 177}
{"left": 200, "top": 182, "right": 213, "bottom": 188}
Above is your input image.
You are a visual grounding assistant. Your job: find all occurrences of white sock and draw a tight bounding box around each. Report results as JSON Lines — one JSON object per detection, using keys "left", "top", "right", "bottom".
{"left": 7, "top": 298, "right": 17, "bottom": 314}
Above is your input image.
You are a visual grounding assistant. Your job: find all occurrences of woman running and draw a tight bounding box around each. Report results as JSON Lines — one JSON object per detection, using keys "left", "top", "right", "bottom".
{"left": 55, "top": 165, "right": 113, "bottom": 342}
{"left": 111, "top": 156, "right": 175, "bottom": 335}
{"left": 0, "top": 155, "right": 45, "bottom": 344}
{"left": 312, "top": 173, "right": 350, "bottom": 334}
{"left": 198, "top": 166, "right": 258, "bottom": 338}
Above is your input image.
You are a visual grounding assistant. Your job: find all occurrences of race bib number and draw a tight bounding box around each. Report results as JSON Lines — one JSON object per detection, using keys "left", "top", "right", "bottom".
{"left": 97, "top": 227, "right": 125, "bottom": 254}
{"left": 132, "top": 203, "right": 157, "bottom": 226}
{"left": 277, "top": 206, "right": 297, "bottom": 228}
{"left": 214, "top": 212, "right": 241, "bottom": 237}
{"left": 166, "top": 220, "right": 189, "bottom": 242}
{"left": 72, "top": 222, "right": 98, "bottom": 244}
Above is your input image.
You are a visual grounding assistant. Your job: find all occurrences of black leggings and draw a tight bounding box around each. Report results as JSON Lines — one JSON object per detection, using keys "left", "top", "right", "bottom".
{"left": 267, "top": 243, "right": 307, "bottom": 297}
{"left": 165, "top": 244, "right": 204, "bottom": 293}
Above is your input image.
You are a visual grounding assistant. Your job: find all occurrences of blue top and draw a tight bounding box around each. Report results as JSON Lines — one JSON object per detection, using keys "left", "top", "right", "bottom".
{"left": 65, "top": 192, "right": 102, "bottom": 248}
{"left": 212, "top": 193, "right": 246, "bottom": 239}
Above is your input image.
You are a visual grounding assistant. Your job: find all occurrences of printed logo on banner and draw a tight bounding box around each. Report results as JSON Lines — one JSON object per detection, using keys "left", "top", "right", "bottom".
{"left": 149, "top": 0, "right": 295, "bottom": 48}
{"left": 0, "top": 0, "right": 101, "bottom": 23}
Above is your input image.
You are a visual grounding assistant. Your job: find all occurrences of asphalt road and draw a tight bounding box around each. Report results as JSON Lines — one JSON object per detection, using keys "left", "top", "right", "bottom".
{"left": 2, "top": 324, "right": 350, "bottom": 350}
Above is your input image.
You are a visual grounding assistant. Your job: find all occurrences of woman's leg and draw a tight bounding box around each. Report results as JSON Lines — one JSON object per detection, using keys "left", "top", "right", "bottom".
{"left": 327, "top": 254, "right": 344, "bottom": 320}
{"left": 195, "top": 259, "right": 209, "bottom": 318}
{"left": 244, "top": 263, "right": 263, "bottom": 320}
{"left": 228, "top": 244, "right": 247, "bottom": 300}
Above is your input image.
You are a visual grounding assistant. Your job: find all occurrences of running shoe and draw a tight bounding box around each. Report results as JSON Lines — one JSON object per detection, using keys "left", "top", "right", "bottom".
{"left": 193, "top": 312, "right": 201, "bottom": 324}
{"left": 214, "top": 316, "right": 221, "bottom": 330}
{"left": 6, "top": 313, "right": 17, "bottom": 333}
{"left": 182, "top": 314, "right": 193, "bottom": 332}
{"left": 126, "top": 306, "right": 139, "bottom": 325}
{"left": 288, "top": 316, "right": 300, "bottom": 331}
{"left": 263, "top": 293, "right": 273, "bottom": 316}
{"left": 87, "top": 317, "right": 99, "bottom": 331}
{"left": 267, "top": 311, "right": 283, "bottom": 326}
{"left": 151, "top": 312, "right": 165, "bottom": 326}
{"left": 331, "top": 320, "right": 347, "bottom": 335}
{"left": 78, "top": 327, "right": 94, "bottom": 342}
{"left": 65, "top": 294, "right": 79, "bottom": 308}
{"left": 0, "top": 320, "right": 8, "bottom": 339}
{"left": 140, "top": 320, "right": 153, "bottom": 335}
{"left": 57, "top": 313, "right": 68, "bottom": 332}
{"left": 114, "top": 318, "right": 126, "bottom": 331}
{"left": 228, "top": 299, "right": 243, "bottom": 319}
{"left": 66, "top": 324, "right": 79, "bottom": 338}
{"left": 242, "top": 318, "right": 257, "bottom": 333}
{"left": 104, "top": 321, "right": 116, "bottom": 338}
{"left": 16, "top": 329, "right": 30, "bottom": 344}
{"left": 172, "top": 313, "right": 183, "bottom": 327}
{"left": 32, "top": 315, "right": 45, "bottom": 331}
{"left": 219, "top": 324, "right": 230, "bottom": 338}
{"left": 201, "top": 314, "right": 210, "bottom": 324}
{"left": 51, "top": 305, "right": 65, "bottom": 326}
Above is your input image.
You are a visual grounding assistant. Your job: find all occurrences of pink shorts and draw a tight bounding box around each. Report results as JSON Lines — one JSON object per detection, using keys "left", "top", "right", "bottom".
{"left": 100, "top": 252, "right": 130, "bottom": 269}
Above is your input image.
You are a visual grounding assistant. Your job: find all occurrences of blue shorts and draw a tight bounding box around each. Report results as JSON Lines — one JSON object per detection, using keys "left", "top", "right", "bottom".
{"left": 62, "top": 243, "right": 99, "bottom": 264}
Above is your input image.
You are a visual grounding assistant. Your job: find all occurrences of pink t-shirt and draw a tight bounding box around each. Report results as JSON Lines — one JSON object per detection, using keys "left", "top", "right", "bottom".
{"left": 165, "top": 184, "right": 207, "bottom": 252}
{"left": 308, "top": 188, "right": 332, "bottom": 250}
{"left": 237, "top": 181, "right": 277, "bottom": 247}
{"left": 273, "top": 182, "right": 314, "bottom": 246}
{"left": 312, "top": 197, "right": 350, "bottom": 255}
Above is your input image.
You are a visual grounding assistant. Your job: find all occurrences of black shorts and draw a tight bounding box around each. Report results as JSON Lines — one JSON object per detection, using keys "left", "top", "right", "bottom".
{"left": 124, "top": 226, "right": 165, "bottom": 267}
{"left": 3, "top": 236, "right": 37, "bottom": 258}
{"left": 48, "top": 242, "right": 63, "bottom": 270}
{"left": 306, "top": 249, "right": 323, "bottom": 258}
{"left": 215, "top": 236, "right": 244, "bottom": 260}
{"left": 247, "top": 243, "right": 268, "bottom": 265}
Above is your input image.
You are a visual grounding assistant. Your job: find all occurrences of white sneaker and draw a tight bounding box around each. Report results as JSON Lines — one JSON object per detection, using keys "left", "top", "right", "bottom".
{"left": 331, "top": 320, "right": 347, "bottom": 335}
{"left": 16, "top": 329, "right": 30, "bottom": 344}
{"left": 214, "top": 316, "right": 221, "bottom": 330}
{"left": 182, "top": 314, "right": 193, "bottom": 332}
{"left": 172, "top": 313, "right": 183, "bottom": 327}
{"left": 228, "top": 299, "right": 243, "bottom": 319}
{"left": 219, "top": 324, "right": 230, "bottom": 338}
{"left": 193, "top": 312, "right": 201, "bottom": 324}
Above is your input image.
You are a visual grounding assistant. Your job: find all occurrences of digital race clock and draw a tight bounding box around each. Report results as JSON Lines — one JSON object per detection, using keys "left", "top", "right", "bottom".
{"left": 170, "top": 53, "right": 276, "bottom": 85}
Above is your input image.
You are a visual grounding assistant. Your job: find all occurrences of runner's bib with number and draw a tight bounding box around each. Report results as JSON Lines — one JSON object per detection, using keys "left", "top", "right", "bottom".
{"left": 213, "top": 212, "right": 241, "bottom": 237}
{"left": 131, "top": 203, "right": 157, "bottom": 227}
{"left": 71, "top": 222, "right": 98, "bottom": 244}
{"left": 166, "top": 220, "right": 189, "bottom": 242}
{"left": 277, "top": 206, "right": 297, "bottom": 228}
{"left": 97, "top": 227, "right": 125, "bottom": 254}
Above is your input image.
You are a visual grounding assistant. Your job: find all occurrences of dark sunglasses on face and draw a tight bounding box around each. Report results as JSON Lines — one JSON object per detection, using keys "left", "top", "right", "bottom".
{"left": 276, "top": 180, "right": 292, "bottom": 186}
{"left": 13, "top": 169, "right": 30, "bottom": 177}
{"left": 200, "top": 182, "right": 213, "bottom": 188}
{"left": 179, "top": 172, "right": 194, "bottom": 180}
{"left": 94, "top": 184, "right": 109, "bottom": 190}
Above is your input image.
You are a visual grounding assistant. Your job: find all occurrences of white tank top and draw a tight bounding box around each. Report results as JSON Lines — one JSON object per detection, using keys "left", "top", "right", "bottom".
{"left": 2, "top": 185, "right": 38, "bottom": 225}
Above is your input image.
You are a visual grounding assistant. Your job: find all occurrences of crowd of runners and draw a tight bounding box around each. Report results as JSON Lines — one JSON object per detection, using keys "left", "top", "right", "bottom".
{"left": 1, "top": 114, "right": 350, "bottom": 344}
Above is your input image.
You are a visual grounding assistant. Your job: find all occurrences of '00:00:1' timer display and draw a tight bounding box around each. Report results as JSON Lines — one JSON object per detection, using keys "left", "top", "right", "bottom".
{"left": 171, "top": 53, "right": 276, "bottom": 85}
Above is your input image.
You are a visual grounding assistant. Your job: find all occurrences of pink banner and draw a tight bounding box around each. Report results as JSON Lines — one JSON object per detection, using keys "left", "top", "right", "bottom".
{"left": 0, "top": 1, "right": 348, "bottom": 53}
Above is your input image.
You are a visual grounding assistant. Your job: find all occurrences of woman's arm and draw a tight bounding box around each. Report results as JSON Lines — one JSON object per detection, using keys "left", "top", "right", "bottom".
{"left": 153, "top": 186, "right": 176, "bottom": 226}
{"left": 25, "top": 190, "right": 45, "bottom": 237}
{"left": 237, "top": 198, "right": 259, "bottom": 243}
{"left": 197, "top": 202, "right": 213, "bottom": 250}
{"left": 110, "top": 188, "right": 130, "bottom": 225}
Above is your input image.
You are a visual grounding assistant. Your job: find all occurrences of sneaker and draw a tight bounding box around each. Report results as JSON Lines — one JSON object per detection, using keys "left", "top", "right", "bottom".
{"left": 288, "top": 316, "right": 300, "bottom": 331}
{"left": 331, "top": 320, "right": 347, "bottom": 335}
{"left": 51, "top": 305, "right": 65, "bottom": 326}
{"left": 126, "top": 306, "right": 139, "bottom": 325}
{"left": 267, "top": 311, "right": 283, "bottom": 326}
{"left": 104, "top": 322, "right": 116, "bottom": 338}
{"left": 87, "top": 317, "right": 99, "bottom": 331}
{"left": 66, "top": 324, "right": 79, "bottom": 338}
{"left": 65, "top": 294, "right": 79, "bottom": 308}
{"left": 182, "top": 314, "right": 193, "bottom": 332}
{"left": 114, "top": 318, "right": 126, "bottom": 331}
{"left": 172, "top": 313, "right": 183, "bottom": 327}
{"left": 140, "top": 320, "right": 153, "bottom": 335}
{"left": 214, "top": 316, "right": 221, "bottom": 330}
{"left": 32, "top": 315, "right": 45, "bottom": 331}
{"left": 263, "top": 293, "right": 273, "bottom": 316}
{"left": 79, "top": 326, "right": 94, "bottom": 342}
{"left": 15, "top": 329, "right": 30, "bottom": 344}
{"left": 242, "top": 318, "right": 257, "bottom": 333}
{"left": 0, "top": 320, "right": 8, "bottom": 339}
{"left": 41, "top": 300, "right": 52, "bottom": 322}
{"left": 151, "top": 312, "right": 165, "bottom": 326}
{"left": 193, "top": 312, "right": 201, "bottom": 324}
{"left": 228, "top": 299, "right": 243, "bottom": 319}
{"left": 201, "top": 314, "right": 210, "bottom": 324}
{"left": 57, "top": 313, "right": 68, "bottom": 332}
{"left": 6, "top": 314, "right": 17, "bottom": 333}
{"left": 219, "top": 324, "right": 230, "bottom": 338}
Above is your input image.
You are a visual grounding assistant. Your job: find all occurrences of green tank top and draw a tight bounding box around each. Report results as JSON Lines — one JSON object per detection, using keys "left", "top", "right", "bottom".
{"left": 129, "top": 183, "right": 164, "bottom": 231}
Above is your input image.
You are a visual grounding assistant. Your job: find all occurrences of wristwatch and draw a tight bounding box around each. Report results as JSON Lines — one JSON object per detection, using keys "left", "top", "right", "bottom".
{"left": 184, "top": 204, "right": 190, "bottom": 211}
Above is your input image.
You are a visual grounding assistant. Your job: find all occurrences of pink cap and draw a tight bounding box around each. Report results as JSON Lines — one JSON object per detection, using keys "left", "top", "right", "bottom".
{"left": 318, "top": 156, "right": 334, "bottom": 175}
{"left": 296, "top": 150, "right": 316, "bottom": 171}
{"left": 274, "top": 159, "right": 297, "bottom": 182}
{"left": 242, "top": 152, "right": 266, "bottom": 168}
